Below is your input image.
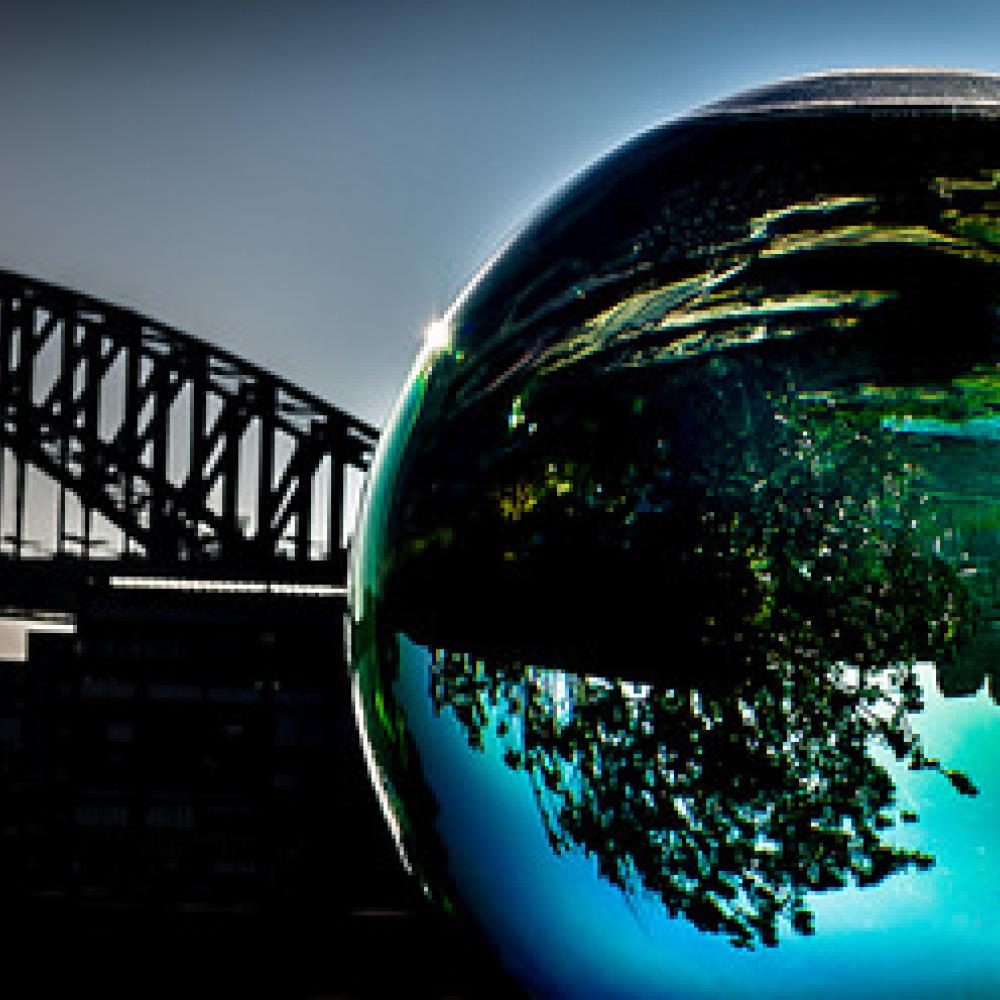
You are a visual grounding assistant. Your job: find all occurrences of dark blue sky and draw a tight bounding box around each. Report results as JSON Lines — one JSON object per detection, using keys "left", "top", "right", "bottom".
{"left": 2, "top": 1, "right": 1000, "bottom": 424}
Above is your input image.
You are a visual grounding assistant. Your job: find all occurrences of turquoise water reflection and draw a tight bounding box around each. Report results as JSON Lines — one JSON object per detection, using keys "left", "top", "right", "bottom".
{"left": 396, "top": 637, "right": 999, "bottom": 998}
{"left": 350, "top": 77, "right": 1000, "bottom": 996}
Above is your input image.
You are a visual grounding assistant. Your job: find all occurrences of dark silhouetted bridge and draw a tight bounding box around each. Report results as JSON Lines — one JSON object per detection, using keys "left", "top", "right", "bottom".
{"left": 0, "top": 268, "right": 378, "bottom": 611}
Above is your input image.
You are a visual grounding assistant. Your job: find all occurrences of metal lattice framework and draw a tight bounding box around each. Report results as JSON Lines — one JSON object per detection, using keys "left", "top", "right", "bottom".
{"left": 0, "top": 269, "right": 378, "bottom": 578}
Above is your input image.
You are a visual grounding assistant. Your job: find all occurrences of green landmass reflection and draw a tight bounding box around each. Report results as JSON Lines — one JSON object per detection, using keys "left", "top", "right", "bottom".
{"left": 355, "top": 131, "right": 1000, "bottom": 956}
{"left": 423, "top": 376, "right": 988, "bottom": 950}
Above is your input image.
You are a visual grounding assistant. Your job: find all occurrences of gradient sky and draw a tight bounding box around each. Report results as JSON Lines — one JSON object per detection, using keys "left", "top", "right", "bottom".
{"left": 3, "top": 1, "right": 1000, "bottom": 426}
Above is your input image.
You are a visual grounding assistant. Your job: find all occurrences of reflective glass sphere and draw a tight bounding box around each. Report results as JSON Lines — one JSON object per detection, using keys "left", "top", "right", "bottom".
{"left": 350, "top": 70, "right": 1000, "bottom": 997}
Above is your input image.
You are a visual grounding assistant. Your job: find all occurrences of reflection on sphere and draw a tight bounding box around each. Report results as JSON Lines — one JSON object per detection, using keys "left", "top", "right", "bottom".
{"left": 350, "top": 71, "right": 1000, "bottom": 998}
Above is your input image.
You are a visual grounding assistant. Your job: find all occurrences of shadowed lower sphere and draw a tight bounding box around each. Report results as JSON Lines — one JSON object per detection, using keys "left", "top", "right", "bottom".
{"left": 350, "top": 70, "right": 1000, "bottom": 998}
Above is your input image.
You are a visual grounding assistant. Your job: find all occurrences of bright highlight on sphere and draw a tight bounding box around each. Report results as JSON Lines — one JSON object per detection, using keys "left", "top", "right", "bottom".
{"left": 350, "top": 70, "right": 1000, "bottom": 998}
{"left": 421, "top": 316, "right": 451, "bottom": 354}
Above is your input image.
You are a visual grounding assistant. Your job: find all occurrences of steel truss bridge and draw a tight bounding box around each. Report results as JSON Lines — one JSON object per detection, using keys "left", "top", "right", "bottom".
{"left": 0, "top": 268, "right": 378, "bottom": 608}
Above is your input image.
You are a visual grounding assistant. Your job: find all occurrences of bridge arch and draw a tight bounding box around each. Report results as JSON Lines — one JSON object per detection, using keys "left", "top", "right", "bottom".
{"left": 0, "top": 268, "right": 377, "bottom": 599}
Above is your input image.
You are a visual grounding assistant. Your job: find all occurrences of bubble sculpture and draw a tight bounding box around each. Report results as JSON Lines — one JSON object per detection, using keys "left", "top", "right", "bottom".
{"left": 349, "top": 70, "right": 1000, "bottom": 997}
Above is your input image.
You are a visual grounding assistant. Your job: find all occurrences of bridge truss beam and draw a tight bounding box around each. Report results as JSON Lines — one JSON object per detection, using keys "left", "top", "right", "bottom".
{"left": 0, "top": 270, "right": 378, "bottom": 576}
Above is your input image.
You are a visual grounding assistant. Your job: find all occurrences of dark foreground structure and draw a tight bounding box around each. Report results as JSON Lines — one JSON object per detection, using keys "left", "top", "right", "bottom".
{"left": 0, "top": 269, "right": 512, "bottom": 995}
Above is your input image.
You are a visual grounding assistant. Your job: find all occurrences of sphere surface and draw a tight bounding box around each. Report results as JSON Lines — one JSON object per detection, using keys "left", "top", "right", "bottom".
{"left": 350, "top": 70, "right": 1000, "bottom": 997}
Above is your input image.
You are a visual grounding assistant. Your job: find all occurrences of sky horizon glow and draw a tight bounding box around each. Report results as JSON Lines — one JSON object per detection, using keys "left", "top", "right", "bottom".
{"left": 3, "top": 2, "right": 1000, "bottom": 425}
